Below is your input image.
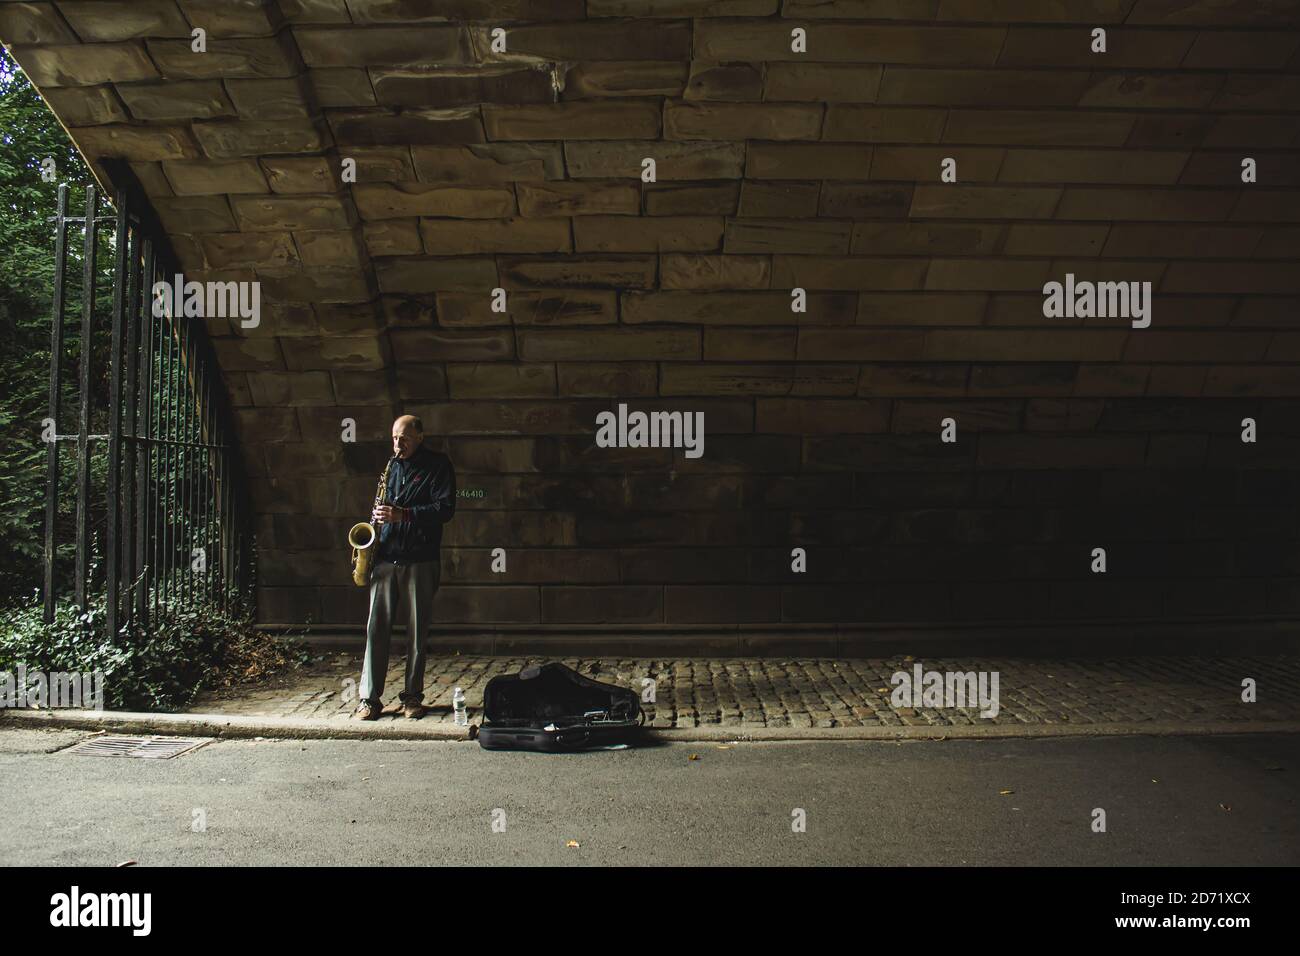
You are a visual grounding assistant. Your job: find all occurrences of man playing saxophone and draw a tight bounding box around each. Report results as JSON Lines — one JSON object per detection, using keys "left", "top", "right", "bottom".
{"left": 355, "top": 414, "right": 456, "bottom": 720}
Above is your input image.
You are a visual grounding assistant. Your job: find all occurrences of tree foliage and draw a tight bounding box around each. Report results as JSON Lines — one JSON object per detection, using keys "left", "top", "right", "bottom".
{"left": 0, "top": 47, "right": 97, "bottom": 605}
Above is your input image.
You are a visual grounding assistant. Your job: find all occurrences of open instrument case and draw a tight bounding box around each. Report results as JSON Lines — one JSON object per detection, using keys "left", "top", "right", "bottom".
{"left": 474, "top": 662, "right": 645, "bottom": 752}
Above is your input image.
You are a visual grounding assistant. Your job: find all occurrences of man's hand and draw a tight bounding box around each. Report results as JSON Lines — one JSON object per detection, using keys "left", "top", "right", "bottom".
{"left": 372, "top": 504, "right": 408, "bottom": 525}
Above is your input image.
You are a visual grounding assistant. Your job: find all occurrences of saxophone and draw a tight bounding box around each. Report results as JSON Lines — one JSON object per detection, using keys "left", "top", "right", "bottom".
{"left": 348, "top": 455, "right": 396, "bottom": 587}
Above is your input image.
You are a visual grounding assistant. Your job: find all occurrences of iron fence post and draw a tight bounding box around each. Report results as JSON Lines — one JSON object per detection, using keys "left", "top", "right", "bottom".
{"left": 42, "top": 184, "right": 69, "bottom": 624}
{"left": 73, "top": 185, "right": 97, "bottom": 614}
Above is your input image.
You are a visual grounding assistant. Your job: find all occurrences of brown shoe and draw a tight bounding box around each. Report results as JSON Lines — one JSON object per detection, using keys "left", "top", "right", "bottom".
{"left": 355, "top": 700, "right": 381, "bottom": 721}
{"left": 402, "top": 700, "right": 426, "bottom": 720}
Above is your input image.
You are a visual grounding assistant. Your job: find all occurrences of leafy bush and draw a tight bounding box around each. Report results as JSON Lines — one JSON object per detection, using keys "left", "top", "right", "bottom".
{"left": 0, "top": 594, "right": 312, "bottom": 712}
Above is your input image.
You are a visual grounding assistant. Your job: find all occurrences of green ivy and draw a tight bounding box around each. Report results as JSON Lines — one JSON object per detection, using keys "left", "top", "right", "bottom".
{"left": 0, "top": 594, "right": 313, "bottom": 712}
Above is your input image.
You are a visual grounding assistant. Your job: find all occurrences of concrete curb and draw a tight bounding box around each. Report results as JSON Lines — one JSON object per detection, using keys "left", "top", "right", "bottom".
{"left": 5, "top": 708, "right": 1300, "bottom": 743}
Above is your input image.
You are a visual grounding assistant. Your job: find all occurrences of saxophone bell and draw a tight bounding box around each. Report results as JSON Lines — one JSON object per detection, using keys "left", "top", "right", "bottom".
{"left": 350, "top": 455, "right": 396, "bottom": 587}
{"left": 348, "top": 521, "right": 377, "bottom": 587}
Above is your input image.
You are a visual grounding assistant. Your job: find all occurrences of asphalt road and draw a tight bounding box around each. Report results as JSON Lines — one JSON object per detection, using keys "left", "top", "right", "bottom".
{"left": 0, "top": 728, "right": 1296, "bottom": 866}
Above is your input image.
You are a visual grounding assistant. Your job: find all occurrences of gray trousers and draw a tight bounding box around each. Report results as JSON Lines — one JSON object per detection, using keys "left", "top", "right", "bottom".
{"left": 359, "top": 560, "right": 439, "bottom": 704}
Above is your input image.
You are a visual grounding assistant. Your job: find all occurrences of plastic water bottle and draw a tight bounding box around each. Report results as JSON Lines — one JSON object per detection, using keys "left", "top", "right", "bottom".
{"left": 453, "top": 687, "right": 467, "bottom": 727}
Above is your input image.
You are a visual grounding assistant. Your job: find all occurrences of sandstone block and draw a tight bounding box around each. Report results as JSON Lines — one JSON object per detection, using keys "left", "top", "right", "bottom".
{"left": 69, "top": 124, "right": 196, "bottom": 160}
{"left": 363, "top": 219, "right": 424, "bottom": 256}
{"left": 623, "top": 291, "right": 857, "bottom": 324}
{"left": 475, "top": 20, "right": 690, "bottom": 61}
{"left": 665, "top": 101, "right": 823, "bottom": 140}
{"left": 280, "top": 334, "right": 388, "bottom": 370}
{"left": 518, "top": 328, "right": 699, "bottom": 360}
{"left": 878, "top": 67, "right": 1091, "bottom": 107}
{"left": 146, "top": 37, "right": 297, "bottom": 78}
{"left": 872, "top": 145, "right": 1003, "bottom": 181}
{"left": 389, "top": 329, "right": 515, "bottom": 362}
{"left": 163, "top": 159, "right": 268, "bottom": 195}
{"left": 246, "top": 371, "right": 335, "bottom": 406}
{"left": 724, "top": 219, "right": 851, "bottom": 254}
{"left": 59, "top": 0, "right": 190, "bottom": 41}
{"left": 117, "top": 80, "right": 236, "bottom": 120}
{"left": 910, "top": 184, "right": 1060, "bottom": 218}
{"left": 1000, "top": 148, "right": 1189, "bottom": 185}
{"left": 857, "top": 292, "right": 988, "bottom": 325}
{"left": 644, "top": 181, "right": 740, "bottom": 215}
{"left": 498, "top": 255, "right": 657, "bottom": 289}
{"left": 560, "top": 61, "right": 688, "bottom": 98}
{"left": 193, "top": 121, "right": 323, "bottom": 158}
{"left": 177, "top": 0, "right": 277, "bottom": 36}
{"left": 764, "top": 63, "right": 883, "bottom": 102}
{"left": 313, "top": 68, "right": 378, "bottom": 107}
{"left": 11, "top": 42, "right": 158, "bottom": 86}
{"left": 683, "top": 61, "right": 763, "bottom": 101}
{"left": 295, "top": 26, "right": 472, "bottom": 67}
{"left": 437, "top": 290, "right": 618, "bottom": 326}
{"left": 375, "top": 256, "right": 499, "bottom": 293}
{"left": 573, "top": 215, "right": 723, "bottom": 252}
{"left": 756, "top": 398, "right": 891, "bottom": 433}
{"left": 373, "top": 66, "right": 555, "bottom": 107}
{"left": 1079, "top": 73, "right": 1221, "bottom": 109}
{"left": 224, "top": 78, "right": 314, "bottom": 119}
{"left": 200, "top": 232, "right": 300, "bottom": 268}
{"left": 738, "top": 180, "right": 820, "bottom": 217}
{"left": 589, "top": 0, "right": 775, "bottom": 13}
{"left": 412, "top": 143, "right": 563, "bottom": 183}
{"left": 421, "top": 217, "right": 572, "bottom": 254}
{"left": 41, "top": 86, "right": 128, "bottom": 126}
{"left": 257, "top": 268, "right": 372, "bottom": 302}
{"left": 999, "top": 26, "right": 1194, "bottom": 68}
{"left": 212, "top": 336, "right": 284, "bottom": 371}
{"left": 798, "top": 329, "right": 928, "bottom": 360}
{"left": 661, "top": 253, "right": 771, "bottom": 289}
{"left": 353, "top": 182, "right": 515, "bottom": 219}
{"left": 0, "top": 3, "right": 78, "bottom": 44}
{"left": 347, "top": 0, "right": 584, "bottom": 20}
{"left": 565, "top": 140, "right": 745, "bottom": 178}
{"left": 557, "top": 362, "right": 658, "bottom": 395}
{"left": 294, "top": 231, "right": 367, "bottom": 269}
{"left": 764, "top": 256, "right": 930, "bottom": 290}
{"left": 851, "top": 221, "right": 1003, "bottom": 256}
{"left": 695, "top": 21, "right": 1006, "bottom": 64}
{"left": 232, "top": 195, "right": 353, "bottom": 231}
{"left": 329, "top": 108, "right": 484, "bottom": 147}
{"left": 346, "top": 147, "right": 417, "bottom": 182}
{"left": 858, "top": 363, "right": 968, "bottom": 396}
{"left": 703, "top": 327, "right": 795, "bottom": 360}
{"left": 483, "top": 101, "right": 661, "bottom": 140}
{"left": 517, "top": 181, "right": 639, "bottom": 216}
{"left": 746, "top": 144, "right": 873, "bottom": 179}
{"left": 154, "top": 195, "right": 238, "bottom": 233}
{"left": 447, "top": 363, "right": 557, "bottom": 398}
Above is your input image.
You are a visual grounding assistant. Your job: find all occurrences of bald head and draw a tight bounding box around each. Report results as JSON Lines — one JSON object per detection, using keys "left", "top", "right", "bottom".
{"left": 392, "top": 415, "right": 424, "bottom": 459}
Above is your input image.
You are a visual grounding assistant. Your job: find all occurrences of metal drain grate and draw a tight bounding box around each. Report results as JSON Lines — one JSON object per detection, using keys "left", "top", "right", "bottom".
{"left": 62, "top": 735, "right": 213, "bottom": 759}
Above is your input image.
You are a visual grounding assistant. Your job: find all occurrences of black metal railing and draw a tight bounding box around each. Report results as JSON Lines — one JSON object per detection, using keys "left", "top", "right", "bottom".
{"left": 43, "top": 180, "right": 251, "bottom": 636}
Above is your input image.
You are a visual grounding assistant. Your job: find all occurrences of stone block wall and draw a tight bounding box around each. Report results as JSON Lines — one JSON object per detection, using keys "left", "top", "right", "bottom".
{"left": 3, "top": 0, "right": 1299, "bottom": 642}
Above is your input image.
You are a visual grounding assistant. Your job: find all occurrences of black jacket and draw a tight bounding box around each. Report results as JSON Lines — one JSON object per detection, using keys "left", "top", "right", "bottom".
{"left": 375, "top": 446, "right": 456, "bottom": 564}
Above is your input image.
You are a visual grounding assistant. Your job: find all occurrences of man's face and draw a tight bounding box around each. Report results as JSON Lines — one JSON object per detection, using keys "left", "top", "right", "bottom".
{"left": 392, "top": 422, "right": 421, "bottom": 459}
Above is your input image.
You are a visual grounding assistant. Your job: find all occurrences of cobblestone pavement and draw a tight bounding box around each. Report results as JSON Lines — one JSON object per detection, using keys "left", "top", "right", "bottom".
{"left": 187, "top": 653, "right": 1300, "bottom": 730}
